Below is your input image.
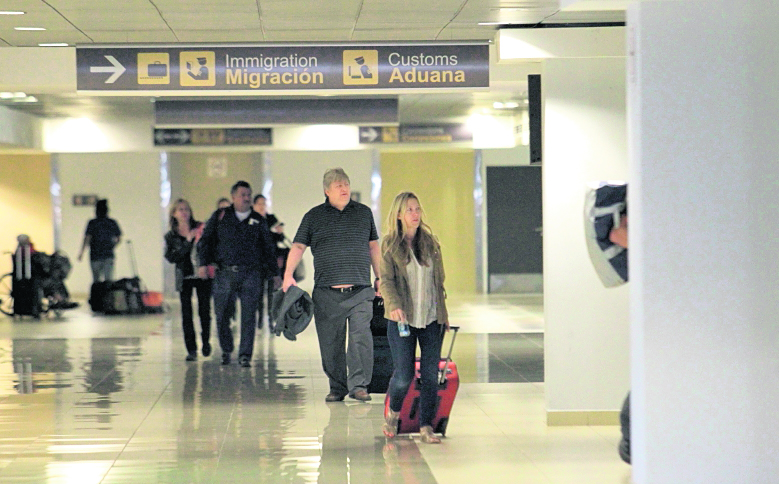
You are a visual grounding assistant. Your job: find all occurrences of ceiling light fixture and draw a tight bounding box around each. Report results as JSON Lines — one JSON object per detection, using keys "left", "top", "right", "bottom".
{"left": 0, "top": 11, "right": 25, "bottom": 15}
{"left": 15, "top": 27, "right": 46, "bottom": 31}
{"left": 493, "top": 101, "right": 521, "bottom": 110}
{"left": 0, "top": 92, "right": 28, "bottom": 99}
{"left": 0, "top": 92, "right": 37, "bottom": 102}
{"left": 39, "top": 43, "right": 68, "bottom": 47}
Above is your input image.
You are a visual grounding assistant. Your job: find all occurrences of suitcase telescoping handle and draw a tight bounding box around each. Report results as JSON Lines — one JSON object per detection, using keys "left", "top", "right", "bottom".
{"left": 126, "top": 240, "right": 139, "bottom": 278}
{"left": 439, "top": 325, "right": 459, "bottom": 385}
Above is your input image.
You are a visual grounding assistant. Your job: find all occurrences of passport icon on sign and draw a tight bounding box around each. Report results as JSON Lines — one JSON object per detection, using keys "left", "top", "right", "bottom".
{"left": 179, "top": 51, "right": 216, "bottom": 87}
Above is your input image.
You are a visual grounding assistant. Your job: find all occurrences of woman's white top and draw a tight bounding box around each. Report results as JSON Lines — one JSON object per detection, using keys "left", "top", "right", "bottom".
{"left": 405, "top": 252, "right": 437, "bottom": 328}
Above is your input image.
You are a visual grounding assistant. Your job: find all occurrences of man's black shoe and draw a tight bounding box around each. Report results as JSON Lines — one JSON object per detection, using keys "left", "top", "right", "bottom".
{"left": 221, "top": 353, "right": 231, "bottom": 365}
{"left": 202, "top": 342, "right": 211, "bottom": 357}
{"left": 239, "top": 356, "right": 251, "bottom": 368}
{"left": 185, "top": 352, "right": 197, "bottom": 362}
{"left": 325, "top": 393, "right": 346, "bottom": 402}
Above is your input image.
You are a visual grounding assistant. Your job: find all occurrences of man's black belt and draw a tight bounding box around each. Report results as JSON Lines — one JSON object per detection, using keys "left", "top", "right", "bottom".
{"left": 220, "top": 265, "right": 257, "bottom": 272}
{"left": 328, "top": 285, "right": 369, "bottom": 293}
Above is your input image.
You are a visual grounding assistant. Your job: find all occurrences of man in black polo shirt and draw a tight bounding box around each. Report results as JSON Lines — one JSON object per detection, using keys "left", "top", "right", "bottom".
{"left": 197, "top": 181, "right": 277, "bottom": 367}
{"left": 283, "top": 168, "right": 381, "bottom": 402}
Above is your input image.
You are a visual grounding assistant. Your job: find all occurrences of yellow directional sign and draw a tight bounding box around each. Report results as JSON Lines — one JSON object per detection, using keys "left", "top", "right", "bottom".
{"left": 77, "top": 42, "right": 489, "bottom": 93}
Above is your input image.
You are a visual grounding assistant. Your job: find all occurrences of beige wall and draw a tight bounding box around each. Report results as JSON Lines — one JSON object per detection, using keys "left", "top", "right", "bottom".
{"left": 58, "top": 153, "right": 164, "bottom": 296}
{"left": 168, "top": 152, "right": 265, "bottom": 225}
{"left": 0, "top": 154, "right": 52, "bottom": 276}
{"left": 380, "top": 150, "right": 476, "bottom": 294}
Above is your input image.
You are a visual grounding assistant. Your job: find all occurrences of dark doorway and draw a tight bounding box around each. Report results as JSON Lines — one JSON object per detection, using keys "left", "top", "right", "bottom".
{"left": 487, "top": 165, "right": 543, "bottom": 292}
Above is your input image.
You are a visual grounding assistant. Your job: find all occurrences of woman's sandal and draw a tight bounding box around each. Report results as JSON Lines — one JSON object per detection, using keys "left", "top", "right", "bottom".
{"left": 419, "top": 426, "right": 441, "bottom": 444}
{"left": 383, "top": 410, "right": 399, "bottom": 438}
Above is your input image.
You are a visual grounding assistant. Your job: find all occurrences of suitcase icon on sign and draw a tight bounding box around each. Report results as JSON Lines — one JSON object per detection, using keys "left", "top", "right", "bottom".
{"left": 147, "top": 61, "right": 167, "bottom": 78}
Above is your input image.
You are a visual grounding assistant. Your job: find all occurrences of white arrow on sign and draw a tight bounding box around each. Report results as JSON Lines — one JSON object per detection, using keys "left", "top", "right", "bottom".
{"left": 360, "top": 127, "right": 379, "bottom": 142}
{"left": 89, "top": 55, "right": 126, "bottom": 84}
{"left": 155, "top": 129, "right": 190, "bottom": 145}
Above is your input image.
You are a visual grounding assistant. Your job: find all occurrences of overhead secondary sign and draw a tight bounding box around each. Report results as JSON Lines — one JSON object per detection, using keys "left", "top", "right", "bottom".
{"left": 153, "top": 128, "right": 272, "bottom": 146}
{"left": 77, "top": 42, "right": 489, "bottom": 93}
{"left": 359, "top": 124, "right": 472, "bottom": 144}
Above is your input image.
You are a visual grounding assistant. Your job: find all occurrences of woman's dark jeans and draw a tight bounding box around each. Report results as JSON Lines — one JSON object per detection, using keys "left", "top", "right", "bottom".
{"left": 386, "top": 320, "right": 443, "bottom": 427}
{"left": 180, "top": 278, "right": 212, "bottom": 354}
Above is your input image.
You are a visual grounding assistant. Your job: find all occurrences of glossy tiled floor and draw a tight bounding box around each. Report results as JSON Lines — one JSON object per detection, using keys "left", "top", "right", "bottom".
{"left": 0, "top": 294, "right": 631, "bottom": 483}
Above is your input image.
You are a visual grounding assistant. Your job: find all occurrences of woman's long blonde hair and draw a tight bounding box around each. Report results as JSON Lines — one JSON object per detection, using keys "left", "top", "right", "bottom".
{"left": 168, "top": 198, "right": 198, "bottom": 232}
{"left": 383, "top": 192, "right": 436, "bottom": 266}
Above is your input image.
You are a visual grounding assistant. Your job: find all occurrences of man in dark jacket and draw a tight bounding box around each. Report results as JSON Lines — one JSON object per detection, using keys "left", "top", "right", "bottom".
{"left": 197, "top": 181, "right": 277, "bottom": 367}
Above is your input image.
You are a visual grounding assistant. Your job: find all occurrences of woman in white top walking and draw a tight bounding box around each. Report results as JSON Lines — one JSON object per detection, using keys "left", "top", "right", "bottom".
{"left": 379, "top": 192, "right": 449, "bottom": 444}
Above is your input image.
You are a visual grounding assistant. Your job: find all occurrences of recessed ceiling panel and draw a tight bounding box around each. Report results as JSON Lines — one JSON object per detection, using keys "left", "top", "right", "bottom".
{"left": 261, "top": 18, "right": 356, "bottom": 31}
{"left": 3, "top": 29, "right": 91, "bottom": 47}
{"left": 264, "top": 29, "right": 352, "bottom": 42}
{"left": 85, "top": 30, "right": 179, "bottom": 43}
{"left": 46, "top": 0, "right": 152, "bottom": 8}
{"left": 351, "top": 28, "right": 441, "bottom": 41}
{"left": 176, "top": 30, "right": 265, "bottom": 42}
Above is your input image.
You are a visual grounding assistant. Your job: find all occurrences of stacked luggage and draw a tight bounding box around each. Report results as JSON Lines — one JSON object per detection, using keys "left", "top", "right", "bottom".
{"left": 89, "top": 240, "right": 164, "bottom": 315}
{"left": 90, "top": 277, "right": 145, "bottom": 314}
{"left": 11, "top": 241, "right": 41, "bottom": 317}
{"left": 6, "top": 235, "right": 78, "bottom": 318}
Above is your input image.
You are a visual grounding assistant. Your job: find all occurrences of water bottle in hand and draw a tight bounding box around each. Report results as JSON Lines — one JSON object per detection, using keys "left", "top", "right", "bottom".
{"left": 398, "top": 321, "right": 410, "bottom": 337}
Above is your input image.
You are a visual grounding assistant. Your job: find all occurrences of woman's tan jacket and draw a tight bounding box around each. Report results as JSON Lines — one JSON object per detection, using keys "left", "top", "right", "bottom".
{"left": 379, "top": 236, "right": 449, "bottom": 326}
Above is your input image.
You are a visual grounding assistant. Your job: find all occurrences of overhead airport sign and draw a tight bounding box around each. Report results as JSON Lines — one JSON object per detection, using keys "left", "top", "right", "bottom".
{"left": 77, "top": 42, "right": 489, "bottom": 93}
{"left": 359, "top": 124, "right": 472, "bottom": 144}
{"left": 153, "top": 128, "right": 272, "bottom": 146}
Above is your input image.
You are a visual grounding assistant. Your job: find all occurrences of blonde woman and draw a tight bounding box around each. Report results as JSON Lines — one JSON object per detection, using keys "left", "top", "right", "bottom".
{"left": 164, "top": 199, "right": 212, "bottom": 361}
{"left": 380, "top": 192, "right": 449, "bottom": 444}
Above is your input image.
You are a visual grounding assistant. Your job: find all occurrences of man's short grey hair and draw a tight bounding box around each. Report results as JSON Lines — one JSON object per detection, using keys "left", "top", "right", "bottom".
{"left": 323, "top": 168, "right": 350, "bottom": 192}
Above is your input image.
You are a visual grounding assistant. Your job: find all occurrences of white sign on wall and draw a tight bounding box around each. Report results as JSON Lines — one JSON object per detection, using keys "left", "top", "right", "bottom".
{"left": 207, "top": 157, "right": 227, "bottom": 178}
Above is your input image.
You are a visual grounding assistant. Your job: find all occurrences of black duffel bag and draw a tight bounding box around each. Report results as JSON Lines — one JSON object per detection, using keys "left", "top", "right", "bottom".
{"left": 103, "top": 277, "right": 144, "bottom": 315}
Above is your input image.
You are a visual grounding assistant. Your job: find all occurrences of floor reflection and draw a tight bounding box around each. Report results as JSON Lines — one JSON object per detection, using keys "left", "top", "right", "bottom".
{"left": 0, "top": 327, "right": 539, "bottom": 483}
{"left": 174, "top": 335, "right": 310, "bottom": 483}
{"left": 319, "top": 403, "right": 437, "bottom": 484}
{"left": 0, "top": 295, "right": 631, "bottom": 484}
{"left": 11, "top": 338, "right": 72, "bottom": 394}
{"left": 78, "top": 338, "right": 141, "bottom": 429}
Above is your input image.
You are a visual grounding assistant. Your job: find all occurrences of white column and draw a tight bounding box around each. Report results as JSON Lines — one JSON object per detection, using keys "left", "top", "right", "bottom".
{"left": 543, "top": 56, "right": 630, "bottom": 416}
{"left": 629, "top": 1, "right": 779, "bottom": 482}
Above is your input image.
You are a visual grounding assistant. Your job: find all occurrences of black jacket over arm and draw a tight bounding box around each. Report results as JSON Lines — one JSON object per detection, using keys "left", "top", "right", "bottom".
{"left": 164, "top": 230, "right": 195, "bottom": 291}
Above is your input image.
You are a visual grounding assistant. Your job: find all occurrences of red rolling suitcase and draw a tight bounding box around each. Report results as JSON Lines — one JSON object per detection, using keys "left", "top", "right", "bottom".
{"left": 384, "top": 326, "right": 460, "bottom": 436}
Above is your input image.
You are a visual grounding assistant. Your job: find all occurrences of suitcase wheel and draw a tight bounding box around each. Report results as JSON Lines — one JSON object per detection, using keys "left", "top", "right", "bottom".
{"left": 435, "top": 418, "right": 448, "bottom": 436}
